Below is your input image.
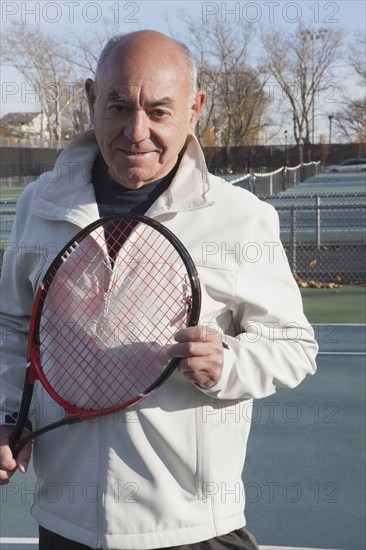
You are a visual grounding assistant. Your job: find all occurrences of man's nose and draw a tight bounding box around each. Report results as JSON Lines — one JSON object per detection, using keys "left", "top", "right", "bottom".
{"left": 124, "top": 111, "right": 150, "bottom": 143}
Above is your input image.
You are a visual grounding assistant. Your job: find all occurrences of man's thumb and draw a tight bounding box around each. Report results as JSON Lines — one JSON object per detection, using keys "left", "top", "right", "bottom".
{"left": 17, "top": 442, "right": 32, "bottom": 473}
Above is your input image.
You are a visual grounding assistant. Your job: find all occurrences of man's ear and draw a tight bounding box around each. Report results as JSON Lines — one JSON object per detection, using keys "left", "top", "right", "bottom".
{"left": 85, "top": 78, "right": 96, "bottom": 124}
{"left": 189, "top": 91, "right": 206, "bottom": 134}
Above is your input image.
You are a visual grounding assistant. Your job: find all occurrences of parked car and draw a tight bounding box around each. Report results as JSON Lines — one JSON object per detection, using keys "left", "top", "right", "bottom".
{"left": 323, "top": 158, "right": 366, "bottom": 172}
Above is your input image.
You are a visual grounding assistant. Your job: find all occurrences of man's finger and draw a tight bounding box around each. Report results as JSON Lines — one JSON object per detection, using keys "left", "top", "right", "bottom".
{"left": 16, "top": 441, "right": 32, "bottom": 473}
{"left": 0, "top": 428, "right": 17, "bottom": 471}
{"left": 174, "top": 325, "right": 221, "bottom": 343}
{"left": 166, "top": 341, "right": 208, "bottom": 358}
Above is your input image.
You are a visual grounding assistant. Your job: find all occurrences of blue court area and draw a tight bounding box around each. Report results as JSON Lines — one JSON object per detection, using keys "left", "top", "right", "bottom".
{"left": 245, "top": 325, "right": 365, "bottom": 550}
{"left": 1, "top": 325, "right": 365, "bottom": 550}
{"left": 282, "top": 171, "right": 366, "bottom": 194}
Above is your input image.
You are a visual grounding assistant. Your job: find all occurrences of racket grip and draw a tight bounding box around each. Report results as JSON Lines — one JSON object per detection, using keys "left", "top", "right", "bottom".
{"left": 9, "top": 431, "right": 22, "bottom": 458}
{"left": 8, "top": 366, "right": 34, "bottom": 457}
{"left": 8, "top": 418, "right": 33, "bottom": 458}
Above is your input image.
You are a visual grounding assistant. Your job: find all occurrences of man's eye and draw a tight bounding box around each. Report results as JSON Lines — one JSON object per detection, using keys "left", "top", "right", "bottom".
{"left": 151, "top": 110, "right": 169, "bottom": 118}
{"left": 110, "top": 104, "right": 128, "bottom": 113}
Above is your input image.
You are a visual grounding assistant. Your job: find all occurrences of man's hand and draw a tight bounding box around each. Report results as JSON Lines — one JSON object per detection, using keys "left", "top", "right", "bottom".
{"left": 167, "top": 325, "right": 225, "bottom": 389}
{"left": 0, "top": 426, "right": 32, "bottom": 484}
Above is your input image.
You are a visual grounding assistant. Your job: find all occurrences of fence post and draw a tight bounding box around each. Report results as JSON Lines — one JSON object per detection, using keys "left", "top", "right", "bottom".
{"left": 249, "top": 170, "right": 256, "bottom": 195}
{"left": 282, "top": 167, "right": 288, "bottom": 191}
{"left": 316, "top": 196, "right": 321, "bottom": 250}
{"left": 290, "top": 206, "right": 297, "bottom": 277}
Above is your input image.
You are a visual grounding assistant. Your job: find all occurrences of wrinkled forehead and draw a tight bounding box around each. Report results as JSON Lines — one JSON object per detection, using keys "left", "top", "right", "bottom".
{"left": 96, "top": 70, "right": 191, "bottom": 108}
{"left": 95, "top": 78, "right": 188, "bottom": 109}
{"left": 97, "top": 41, "right": 191, "bottom": 93}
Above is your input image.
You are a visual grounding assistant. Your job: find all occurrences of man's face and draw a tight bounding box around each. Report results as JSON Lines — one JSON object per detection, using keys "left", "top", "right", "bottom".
{"left": 86, "top": 39, "right": 204, "bottom": 188}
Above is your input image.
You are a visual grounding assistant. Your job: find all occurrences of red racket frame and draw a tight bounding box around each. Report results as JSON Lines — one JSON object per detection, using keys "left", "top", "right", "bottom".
{"left": 9, "top": 214, "right": 201, "bottom": 455}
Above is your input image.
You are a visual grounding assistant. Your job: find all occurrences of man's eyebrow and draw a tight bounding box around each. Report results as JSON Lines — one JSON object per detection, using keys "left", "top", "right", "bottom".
{"left": 147, "top": 97, "right": 175, "bottom": 108}
{"left": 107, "top": 91, "right": 131, "bottom": 103}
{"left": 106, "top": 91, "right": 175, "bottom": 108}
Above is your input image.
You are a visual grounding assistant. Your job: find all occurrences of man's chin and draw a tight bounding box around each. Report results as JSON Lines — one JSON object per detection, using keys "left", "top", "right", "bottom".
{"left": 108, "top": 165, "right": 158, "bottom": 189}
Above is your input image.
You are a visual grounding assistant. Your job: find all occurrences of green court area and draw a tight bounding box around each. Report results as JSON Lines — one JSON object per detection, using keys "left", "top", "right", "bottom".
{"left": 300, "top": 285, "right": 366, "bottom": 324}
{"left": 0, "top": 186, "right": 25, "bottom": 199}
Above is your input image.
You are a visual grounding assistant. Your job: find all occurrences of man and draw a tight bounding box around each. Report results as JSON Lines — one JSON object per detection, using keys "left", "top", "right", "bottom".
{"left": 0, "top": 31, "right": 318, "bottom": 549}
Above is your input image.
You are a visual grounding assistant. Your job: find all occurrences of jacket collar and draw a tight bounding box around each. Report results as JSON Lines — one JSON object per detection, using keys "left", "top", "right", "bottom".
{"left": 33, "top": 130, "right": 214, "bottom": 227}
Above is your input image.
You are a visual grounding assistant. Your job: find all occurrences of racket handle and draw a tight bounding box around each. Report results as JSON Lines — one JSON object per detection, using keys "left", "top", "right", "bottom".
{"left": 9, "top": 432, "right": 25, "bottom": 458}
{"left": 9, "top": 366, "right": 34, "bottom": 457}
{"left": 10, "top": 417, "right": 81, "bottom": 457}
{"left": 8, "top": 416, "right": 33, "bottom": 457}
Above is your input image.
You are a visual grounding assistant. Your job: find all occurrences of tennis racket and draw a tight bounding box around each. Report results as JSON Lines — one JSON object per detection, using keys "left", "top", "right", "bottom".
{"left": 9, "top": 213, "right": 201, "bottom": 456}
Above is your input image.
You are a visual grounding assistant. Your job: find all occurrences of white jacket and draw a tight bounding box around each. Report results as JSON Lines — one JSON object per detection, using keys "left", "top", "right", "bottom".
{"left": 0, "top": 131, "right": 318, "bottom": 549}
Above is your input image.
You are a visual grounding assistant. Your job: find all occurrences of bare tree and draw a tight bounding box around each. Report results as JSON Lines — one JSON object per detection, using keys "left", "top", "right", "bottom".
{"left": 1, "top": 20, "right": 122, "bottom": 143}
{"left": 1, "top": 21, "right": 84, "bottom": 144}
{"left": 335, "top": 32, "right": 366, "bottom": 143}
{"left": 62, "top": 79, "right": 92, "bottom": 136}
{"left": 60, "top": 22, "right": 121, "bottom": 75}
{"left": 262, "top": 23, "right": 343, "bottom": 153}
{"left": 214, "top": 65, "right": 270, "bottom": 147}
{"left": 184, "top": 17, "right": 270, "bottom": 149}
{"left": 348, "top": 31, "right": 366, "bottom": 82}
{"left": 335, "top": 98, "right": 366, "bottom": 142}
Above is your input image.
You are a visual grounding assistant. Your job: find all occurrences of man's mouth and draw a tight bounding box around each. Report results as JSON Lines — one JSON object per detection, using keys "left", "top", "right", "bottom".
{"left": 123, "top": 150, "right": 151, "bottom": 155}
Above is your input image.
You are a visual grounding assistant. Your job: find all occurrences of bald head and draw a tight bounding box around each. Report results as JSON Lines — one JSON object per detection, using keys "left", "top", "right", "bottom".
{"left": 95, "top": 31, "right": 198, "bottom": 98}
{"left": 85, "top": 29, "right": 205, "bottom": 188}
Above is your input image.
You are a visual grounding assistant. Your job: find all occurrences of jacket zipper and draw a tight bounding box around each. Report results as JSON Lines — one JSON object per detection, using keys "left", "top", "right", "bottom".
{"left": 95, "top": 241, "right": 111, "bottom": 549}
{"left": 96, "top": 413, "right": 106, "bottom": 549}
{"left": 96, "top": 264, "right": 115, "bottom": 548}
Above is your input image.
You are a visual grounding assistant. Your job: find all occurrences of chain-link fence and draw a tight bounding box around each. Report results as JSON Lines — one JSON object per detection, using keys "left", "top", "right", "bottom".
{"left": 0, "top": 136, "right": 71, "bottom": 149}
{"left": 0, "top": 199, "right": 16, "bottom": 245}
{"left": 1, "top": 192, "right": 365, "bottom": 284}
{"left": 229, "top": 162, "right": 320, "bottom": 196}
{"left": 263, "top": 193, "right": 366, "bottom": 284}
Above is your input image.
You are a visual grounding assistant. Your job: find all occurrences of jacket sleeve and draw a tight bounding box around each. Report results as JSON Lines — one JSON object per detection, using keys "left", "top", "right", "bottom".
{"left": 0, "top": 195, "right": 35, "bottom": 424}
{"left": 200, "top": 204, "right": 318, "bottom": 400}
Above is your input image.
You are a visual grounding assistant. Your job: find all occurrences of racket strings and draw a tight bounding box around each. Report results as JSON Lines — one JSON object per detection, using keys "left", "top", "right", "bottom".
{"left": 38, "top": 220, "right": 193, "bottom": 411}
{"left": 100, "top": 228, "right": 189, "bottom": 399}
{"left": 104, "top": 219, "right": 138, "bottom": 264}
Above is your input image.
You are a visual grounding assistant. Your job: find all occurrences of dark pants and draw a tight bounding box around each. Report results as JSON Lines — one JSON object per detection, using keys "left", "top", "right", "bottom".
{"left": 39, "top": 526, "right": 259, "bottom": 550}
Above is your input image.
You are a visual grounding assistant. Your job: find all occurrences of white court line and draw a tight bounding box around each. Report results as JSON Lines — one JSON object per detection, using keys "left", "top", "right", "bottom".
{"left": 0, "top": 540, "right": 344, "bottom": 550}
{"left": 312, "top": 323, "right": 366, "bottom": 328}
{"left": 314, "top": 323, "right": 365, "bottom": 355}
{"left": 261, "top": 547, "right": 343, "bottom": 550}
{"left": 0, "top": 537, "right": 38, "bottom": 544}
{"left": 261, "top": 547, "right": 344, "bottom": 550}
{"left": 2, "top": 322, "right": 360, "bottom": 550}
{"left": 318, "top": 351, "right": 366, "bottom": 355}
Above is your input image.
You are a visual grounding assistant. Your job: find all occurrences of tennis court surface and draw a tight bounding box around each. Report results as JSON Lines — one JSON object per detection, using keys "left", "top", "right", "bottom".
{"left": 0, "top": 324, "right": 364, "bottom": 550}
{"left": 282, "top": 171, "right": 366, "bottom": 194}
{"left": 1, "top": 171, "right": 364, "bottom": 549}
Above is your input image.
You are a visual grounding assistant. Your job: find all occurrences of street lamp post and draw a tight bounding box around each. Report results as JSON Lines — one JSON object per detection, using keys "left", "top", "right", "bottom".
{"left": 328, "top": 115, "right": 334, "bottom": 145}
{"left": 311, "top": 29, "right": 328, "bottom": 145}
{"left": 311, "top": 30, "right": 316, "bottom": 145}
{"left": 283, "top": 130, "right": 288, "bottom": 191}
{"left": 302, "top": 28, "right": 328, "bottom": 145}
{"left": 284, "top": 130, "right": 288, "bottom": 165}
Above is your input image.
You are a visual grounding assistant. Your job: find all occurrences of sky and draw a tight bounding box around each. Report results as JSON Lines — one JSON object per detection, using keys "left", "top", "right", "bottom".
{"left": 1, "top": 0, "right": 365, "bottom": 37}
{"left": 1, "top": 0, "right": 365, "bottom": 142}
